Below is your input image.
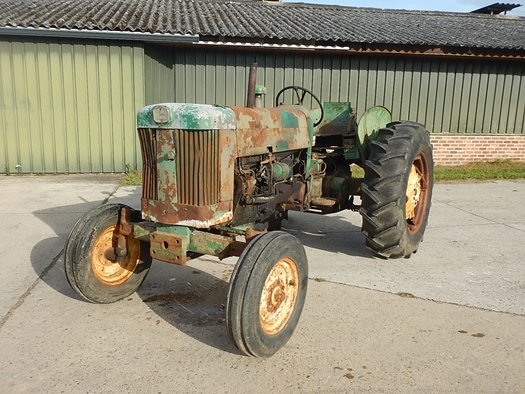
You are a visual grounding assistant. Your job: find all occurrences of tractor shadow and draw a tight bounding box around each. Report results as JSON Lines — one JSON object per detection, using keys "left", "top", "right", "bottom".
{"left": 32, "top": 200, "right": 104, "bottom": 301}
{"left": 136, "top": 258, "right": 241, "bottom": 355}
{"left": 282, "top": 210, "right": 372, "bottom": 259}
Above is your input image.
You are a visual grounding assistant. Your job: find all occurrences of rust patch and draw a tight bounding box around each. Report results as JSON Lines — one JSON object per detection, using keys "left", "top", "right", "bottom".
{"left": 230, "top": 106, "right": 310, "bottom": 157}
{"left": 141, "top": 198, "right": 233, "bottom": 228}
{"left": 156, "top": 129, "right": 177, "bottom": 203}
{"left": 91, "top": 225, "right": 141, "bottom": 286}
{"left": 138, "top": 128, "right": 158, "bottom": 200}
{"left": 115, "top": 206, "right": 133, "bottom": 262}
{"left": 150, "top": 232, "right": 188, "bottom": 265}
{"left": 245, "top": 227, "right": 267, "bottom": 242}
{"left": 141, "top": 127, "right": 236, "bottom": 228}
{"left": 259, "top": 257, "right": 300, "bottom": 335}
{"left": 219, "top": 129, "right": 237, "bottom": 203}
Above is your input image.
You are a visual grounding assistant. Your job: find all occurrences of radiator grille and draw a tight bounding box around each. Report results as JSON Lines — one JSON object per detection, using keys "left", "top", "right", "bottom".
{"left": 138, "top": 128, "right": 221, "bottom": 205}
{"left": 138, "top": 128, "right": 157, "bottom": 200}
{"left": 175, "top": 129, "right": 220, "bottom": 206}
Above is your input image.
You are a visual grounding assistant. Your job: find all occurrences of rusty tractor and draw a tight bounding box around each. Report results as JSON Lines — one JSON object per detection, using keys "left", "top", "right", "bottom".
{"left": 64, "top": 67, "right": 433, "bottom": 358}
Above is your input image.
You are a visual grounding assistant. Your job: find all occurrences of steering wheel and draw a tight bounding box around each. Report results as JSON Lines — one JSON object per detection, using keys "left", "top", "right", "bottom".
{"left": 275, "top": 86, "right": 324, "bottom": 127}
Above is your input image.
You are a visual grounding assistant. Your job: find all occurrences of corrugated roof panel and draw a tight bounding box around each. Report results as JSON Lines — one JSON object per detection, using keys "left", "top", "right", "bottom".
{"left": 0, "top": 0, "right": 524, "bottom": 50}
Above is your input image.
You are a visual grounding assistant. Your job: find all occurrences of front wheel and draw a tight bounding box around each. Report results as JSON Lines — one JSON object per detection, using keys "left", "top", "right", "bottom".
{"left": 64, "top": 204, "right": 152, "bottom": 303}
{"left": 360, "top": 121, "right": 434, "bottom": 258}
{"left": 226, "top": 231, "right": 308, "bottom": 357}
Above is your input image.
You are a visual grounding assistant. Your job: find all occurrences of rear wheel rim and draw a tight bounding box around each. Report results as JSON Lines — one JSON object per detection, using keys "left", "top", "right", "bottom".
{"left": 406, "top": 151, "right": 431, "bottom": 235}
{"left": 91, "top": 225, "right": 141, "bottom": 285}
{"left": 259, "top": 257, "right": 300, "bottom": 335}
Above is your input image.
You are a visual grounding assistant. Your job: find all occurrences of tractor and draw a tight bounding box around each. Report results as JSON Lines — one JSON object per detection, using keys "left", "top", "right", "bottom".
{"left": 64, "top": 66, "right": 433, "bottom": 358}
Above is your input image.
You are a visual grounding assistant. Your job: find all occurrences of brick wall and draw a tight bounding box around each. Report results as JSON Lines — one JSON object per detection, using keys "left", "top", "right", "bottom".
{"left": 430, "top": 134, "right": 525, "bottom": 166}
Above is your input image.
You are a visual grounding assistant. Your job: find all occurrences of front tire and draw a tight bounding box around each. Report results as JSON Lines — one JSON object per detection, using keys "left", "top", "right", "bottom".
{"left": 360, "top": 121, "right": 434, "bottom": 258}
{"left": 226, "top": 232, "right": 308, "bottom": 357}
{"left": 64, "top": 204, "right": 152, "bottom": 303}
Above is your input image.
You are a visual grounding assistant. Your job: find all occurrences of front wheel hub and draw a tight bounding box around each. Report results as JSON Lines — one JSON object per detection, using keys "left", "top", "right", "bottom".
{"left": 259, "top": 258, "right": 300, "bottom": 335}
{"left": 91, "top": 225, "right": 141, "bottom": 285}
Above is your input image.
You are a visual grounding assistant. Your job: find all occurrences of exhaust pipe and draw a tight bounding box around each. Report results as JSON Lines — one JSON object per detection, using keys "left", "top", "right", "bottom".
{"left": 246, "top": 63, "right": 257, "bottom": 108}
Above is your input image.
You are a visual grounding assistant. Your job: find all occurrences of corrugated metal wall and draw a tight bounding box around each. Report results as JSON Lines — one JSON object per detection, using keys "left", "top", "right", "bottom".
{"left": 1, "top": 41, "right": 523, "bottom": 173}
{"left": 0, "top": 37, "right": 144, "bottom": 174}
{"left": 146, "top": 46, "right": 525, "bottom": 135}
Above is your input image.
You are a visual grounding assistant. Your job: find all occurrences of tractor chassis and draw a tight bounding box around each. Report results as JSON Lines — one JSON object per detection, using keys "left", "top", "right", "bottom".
{"left": 118, "top": 206, "right": 258, "bottom": 265}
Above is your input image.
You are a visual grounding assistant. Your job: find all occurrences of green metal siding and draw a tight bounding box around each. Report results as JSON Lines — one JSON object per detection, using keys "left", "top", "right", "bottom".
{"left": 0, "top": 37, "right": 144, "bottom": 174}
{"left": 1, "top": 41, "right": 524, "bottom": 174}
{"left": 144, "top": 45, "right": 175, "bottom": 105}
{"left": 145, "top": 46, "right": 525, "bottom": 135}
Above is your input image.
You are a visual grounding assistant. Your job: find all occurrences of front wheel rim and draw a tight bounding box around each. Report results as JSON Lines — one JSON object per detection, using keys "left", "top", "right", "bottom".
{"left": 91, "top": 225, "right": 141, "bottom": 285}
{"left": 259, "top": 258, "right": 300, "bottom": 335}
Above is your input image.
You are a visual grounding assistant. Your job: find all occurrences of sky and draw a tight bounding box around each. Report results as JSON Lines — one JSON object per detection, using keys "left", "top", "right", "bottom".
{"left": 289, "top": 0, "right": 525, "bottom": 16}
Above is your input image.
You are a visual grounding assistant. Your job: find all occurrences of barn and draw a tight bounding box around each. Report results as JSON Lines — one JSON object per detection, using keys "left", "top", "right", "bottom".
{"left": 1, "top": 0, "right": 524, "bottom": 173}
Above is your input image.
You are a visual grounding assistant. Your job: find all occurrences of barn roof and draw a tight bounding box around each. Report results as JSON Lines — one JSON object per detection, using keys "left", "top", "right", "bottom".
{"left": 1, "top": 0, "right": 524, "bottom": 53}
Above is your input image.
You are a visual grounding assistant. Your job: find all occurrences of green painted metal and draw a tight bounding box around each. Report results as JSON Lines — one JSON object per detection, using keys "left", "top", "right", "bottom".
{"left": 315, "top": 102, "right": 357, "bottom": 137}
{"left": 279, "top": 109, "right": 300, "bottom": 128}
{"left": 137, "top": 103, "right": 236, "bottom": 130}
{"left": 0, "top": 37, "right": 145, "bottom": 173}
{"left": 134, "top": 221, "right": 192, "bottom": 237}
{"left": 272, "top": 161, "right": 291, "bottom": 181}
{"left": 255, "top": 85, "right": 267, "bottom": 95}
{"left": 356, "top": 106, "right": 392, "bottom": 163}
{"left": 132, "top": 221, "right": 238, "bottom": 261}
{"left": 188, "top": 230, "right": 235, "bottom": 257}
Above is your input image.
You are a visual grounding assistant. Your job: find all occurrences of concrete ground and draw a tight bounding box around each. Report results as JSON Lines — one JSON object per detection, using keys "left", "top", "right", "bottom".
{"left": 0, "top": 175, "right": 524, "bottom": 393}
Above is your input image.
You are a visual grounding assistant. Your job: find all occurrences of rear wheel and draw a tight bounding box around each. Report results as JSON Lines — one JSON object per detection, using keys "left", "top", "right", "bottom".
{"left": 226, "top": 231, "right": 308, "bottom": 357}
{"left": 64, "top": 204, "right": 152, "bottom": 303}
{"left": 360, "top": 121, "right": 434, "bottom": 258}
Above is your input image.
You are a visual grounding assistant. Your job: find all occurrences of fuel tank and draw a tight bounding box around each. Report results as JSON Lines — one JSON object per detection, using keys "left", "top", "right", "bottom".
{"left": 228, "top": 106, "right": 312, "bottom": 157}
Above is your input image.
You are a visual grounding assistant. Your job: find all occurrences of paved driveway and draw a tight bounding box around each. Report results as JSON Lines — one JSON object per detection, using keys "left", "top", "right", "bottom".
{"left": 1, "top": 175, "right": 524, "bottom": 393}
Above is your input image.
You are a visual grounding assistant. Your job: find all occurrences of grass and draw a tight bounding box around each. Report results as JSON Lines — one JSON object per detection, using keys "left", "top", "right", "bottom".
{"left": 122, "top": 164, "right": 142, "bottom": 186}
{"left": 120, "top": 160, "right": 525, "bottom": 187}
{"left": 353, "top": 160, "right": 525, "bottom": 182}
{"left": 122, "top": 169, "right": 142, "bottom": 186}
{"left": 434, "top": 159, "right": 525, "bottom": 182}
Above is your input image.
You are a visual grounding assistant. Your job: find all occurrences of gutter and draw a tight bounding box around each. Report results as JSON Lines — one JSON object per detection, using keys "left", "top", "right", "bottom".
{"left": 0, "top": 27, "right": 198, "bottom": 43}
{"left": 197, "top": 40, "right": 350, "bottom": 51}
{"left": 195, "top": 39, "right": 525, "bottom": 59}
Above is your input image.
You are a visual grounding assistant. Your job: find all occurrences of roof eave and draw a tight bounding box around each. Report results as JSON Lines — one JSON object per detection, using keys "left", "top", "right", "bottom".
{"left": 1, "top": 27, "right": 523, "bottom": 60}
{"left": 194, "top": 36, "right": 525, "bottom": 59}
{"left": 0, "top": 27, "right": 199, "bottom": 43}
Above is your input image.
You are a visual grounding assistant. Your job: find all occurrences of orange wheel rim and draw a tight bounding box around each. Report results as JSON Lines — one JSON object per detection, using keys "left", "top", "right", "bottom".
{"left": 91, "top": 225, "right": 141, "bottom": 285}
{"left": 259, "top": 258, "right": 300, "bottom": 335}
{"left": 406, "top": 151, "right": 431, "bottom": 235}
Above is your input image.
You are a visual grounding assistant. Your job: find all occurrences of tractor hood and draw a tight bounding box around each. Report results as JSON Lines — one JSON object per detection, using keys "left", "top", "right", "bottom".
{"left": 137, "top": 103, "right": 236, "bottom": 130}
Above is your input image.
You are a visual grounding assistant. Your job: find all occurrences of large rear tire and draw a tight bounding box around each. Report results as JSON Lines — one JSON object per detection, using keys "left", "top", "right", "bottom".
{"left": 64, "top": 204, "right": 152, "bottom": 303}
{"left": 226, "top": 231, "right": 308, "bottom": 357}
{"left": 360, "top": 121, "right": 434, "bottom": 258}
